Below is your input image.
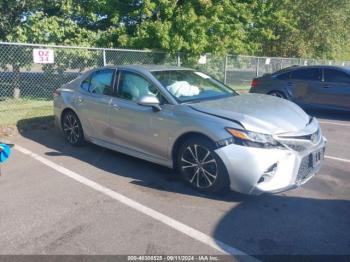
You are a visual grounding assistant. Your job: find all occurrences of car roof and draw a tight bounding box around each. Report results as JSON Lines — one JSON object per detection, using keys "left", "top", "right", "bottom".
{"left": 274, "top": 65, "right": 350, "bottom": 75}
{"left": 93, "top": 64, "right": 193, "bottom": 74}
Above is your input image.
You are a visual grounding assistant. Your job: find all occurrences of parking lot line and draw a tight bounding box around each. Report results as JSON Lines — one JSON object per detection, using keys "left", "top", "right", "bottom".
{"left": 14, "top": 144, "right": 253, "bottom": 258}
{"left": 319, "top": 121, "right": 350, "bottom": 127}
{"left": 325, "top": 155, "right": 350, "bottom": 164}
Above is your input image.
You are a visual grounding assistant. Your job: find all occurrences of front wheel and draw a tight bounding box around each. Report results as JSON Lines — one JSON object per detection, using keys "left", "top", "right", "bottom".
{"left": 177, "top": 137, "right": 230, "bottom": 193}
{"left": 62, "top": 111, "right": 85, "bottom": 146}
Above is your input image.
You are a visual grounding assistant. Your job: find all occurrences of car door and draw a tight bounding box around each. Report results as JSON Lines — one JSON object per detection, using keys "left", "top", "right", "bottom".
{"left": 75, "top": 69, "right": 116, "bottom": 141}
{"left": 108, "top": 69, "right": 173, "bottom": 160}
{"left": 320, "top": 68, "right": 350, "bottom": 110}
{"left": 287, "top": 68, "right": 322, "bottom": 105}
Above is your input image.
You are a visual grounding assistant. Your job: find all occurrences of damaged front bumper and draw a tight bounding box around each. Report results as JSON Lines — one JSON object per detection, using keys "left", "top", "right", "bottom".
{"left": 215, "top": 135, "right": 327, "bottom": 195}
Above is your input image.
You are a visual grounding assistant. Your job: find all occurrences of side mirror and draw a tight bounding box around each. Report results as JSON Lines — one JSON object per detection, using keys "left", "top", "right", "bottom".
{"left": 137, "top": 95, "right": 161, "bottom": 112}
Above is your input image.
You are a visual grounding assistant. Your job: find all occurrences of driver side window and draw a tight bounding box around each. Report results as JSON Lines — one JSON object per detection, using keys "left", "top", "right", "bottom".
{"left": 116, "top": 71, "right": 166, "bottom": 103}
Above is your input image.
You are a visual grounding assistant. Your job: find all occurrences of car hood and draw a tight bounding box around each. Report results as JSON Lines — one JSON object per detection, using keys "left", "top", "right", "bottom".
{"left": 189, "top": 94, "right": 310, "bottom": 134}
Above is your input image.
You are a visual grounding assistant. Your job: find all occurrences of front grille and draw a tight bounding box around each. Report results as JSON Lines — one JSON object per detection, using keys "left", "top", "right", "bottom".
{"left": 277, "top": 128, "right": 321, "bottom": 152}
{"left": 280, "top": 129, "right": 321, "bottom": 142}
{"left": 297, "top": 154, "right": 314, "bottom": 182}
{"left": 282, "top": 142, "right": 308, "bottom": 152}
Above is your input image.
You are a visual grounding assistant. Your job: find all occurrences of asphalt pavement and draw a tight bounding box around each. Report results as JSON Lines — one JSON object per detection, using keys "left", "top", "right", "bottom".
{"left": 0, "top": 109, "right": 349, "bottom": 260}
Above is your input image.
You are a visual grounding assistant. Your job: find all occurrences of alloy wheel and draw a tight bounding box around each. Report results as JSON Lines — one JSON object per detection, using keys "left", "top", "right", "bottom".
{"left": 180, "top": 144, "right": 218, "bottom": 189}
{"left": 63, "top": 113, "right": 80, "bottom": 144}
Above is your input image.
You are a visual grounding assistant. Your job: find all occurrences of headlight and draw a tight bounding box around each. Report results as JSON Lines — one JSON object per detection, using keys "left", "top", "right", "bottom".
{"left": 217, "top": 127, "right": 283, "bottom": 149}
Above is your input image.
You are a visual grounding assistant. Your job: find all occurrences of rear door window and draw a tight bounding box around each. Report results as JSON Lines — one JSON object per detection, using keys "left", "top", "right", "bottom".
{"left": 81, "top": 76, "right": 91, "bottom": 92}
{"left": 324, "top": 69, "right": 350, "bottom": 84}
{"left": 275, "top": 72, "right": 290, "bottom": 80}
{"left": 90, "top": 69, "right": 115, "bottom": 95}
{"left": 290, "top": 68, "right": 322, "bottom": 81}
{"left": 80, "top": 69, "right": 115, "bottom": 95}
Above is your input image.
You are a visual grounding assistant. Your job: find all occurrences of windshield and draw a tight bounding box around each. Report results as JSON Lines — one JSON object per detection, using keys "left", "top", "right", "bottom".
{"left": 151, "top": 70, "right": 237, "bottom": 102}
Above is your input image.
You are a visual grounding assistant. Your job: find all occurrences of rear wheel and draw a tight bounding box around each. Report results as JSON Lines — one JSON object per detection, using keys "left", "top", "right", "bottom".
{"left": 62, "top": 111, "right": 85, "bottom": 146}
{"left": 268, "top": 90, "right": 287, "bottom": 99}
{"left": 177, "top": 137, "right": 229, "bottom": 193}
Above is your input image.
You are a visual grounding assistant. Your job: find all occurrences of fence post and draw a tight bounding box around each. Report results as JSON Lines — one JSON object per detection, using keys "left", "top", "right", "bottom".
{"left": 103, "top": 49, "right": 107, "bottom": 66}
{"left": 177, "top": 52, "right": 181, "bottom": 67}
{"left": 280, "top": 58, "right": 283, "bottom": 69}
{"left": 224, "top": 55, "right": 228, "bottom": 84}
{"left": 256, "top": 57, "right": 260, "bottom": 77}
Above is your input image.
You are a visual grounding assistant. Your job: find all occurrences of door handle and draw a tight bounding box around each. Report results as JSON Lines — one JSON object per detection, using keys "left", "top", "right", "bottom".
{"left": 77, "top": 97, "right": 84, "bottom": 104}
{"left": 323, "top": 85, "right": 330, "bottom": 88}
{"left": 287, "top": 82, "right": 293, "bottom": 87}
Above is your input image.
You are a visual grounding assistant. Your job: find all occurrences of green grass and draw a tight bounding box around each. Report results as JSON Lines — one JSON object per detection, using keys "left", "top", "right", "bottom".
{"left": 229, "top": 83, "right": 251, "bottom": 91}
{"left": 0, "top": 98, "right": 53, "bottom": 126}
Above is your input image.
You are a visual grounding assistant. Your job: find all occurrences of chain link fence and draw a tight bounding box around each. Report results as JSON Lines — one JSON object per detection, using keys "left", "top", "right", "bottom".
{"left": 1, "top": 41, "right": 349, "bottom": 126}
{"left": 183, "top": 53, "right": 350, "bottom": 90}
{"left": 0, "top": 42, "right": 178, "bottom": 126}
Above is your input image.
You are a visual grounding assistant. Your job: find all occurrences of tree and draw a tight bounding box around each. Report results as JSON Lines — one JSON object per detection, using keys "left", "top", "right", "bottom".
{"left": 246, "top": 0, "right": 350, "bottom": 59}
{"left": 1, "top": 0, "right": 99, "bottom": 98}
{"left": 96, "top": 0, "right": 254, "bottom": 56}
{"left": 245, "top": 0, "right": 298, "bottom": 57}
{"left": 2, "top": 0, "right": 350, "bottom": 65}
{"left": 0, "top": 0, "right": 39, "bottom": 41}
{"left": 292, "top": 0, "right": 350, "bottom": 59}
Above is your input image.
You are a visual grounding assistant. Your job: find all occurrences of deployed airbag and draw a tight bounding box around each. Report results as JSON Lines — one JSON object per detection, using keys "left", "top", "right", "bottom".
{"left": 167, "top": 81, "right": 200, "bottom": 97}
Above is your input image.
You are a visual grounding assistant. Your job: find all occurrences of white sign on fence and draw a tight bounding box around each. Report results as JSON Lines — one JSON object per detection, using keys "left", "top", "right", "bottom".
{"left": 265, "top": 58, "right": 271, "bottom": 65}
{"left": 33, "top": 49, "right": 54, "bottom": 64}
{"left": 198, "top": 55, "right": 207, "bottom": 64}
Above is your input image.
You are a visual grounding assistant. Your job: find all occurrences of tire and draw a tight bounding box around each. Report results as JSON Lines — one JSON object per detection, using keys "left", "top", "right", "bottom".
{"left": 177, "top": 137, "right": 230, "bottom": 193}
{"left": 61, "top": 110, "right": 85, "bottom": 146}
{"left": 268, "top": 90, "right": 287, "bottom": 99}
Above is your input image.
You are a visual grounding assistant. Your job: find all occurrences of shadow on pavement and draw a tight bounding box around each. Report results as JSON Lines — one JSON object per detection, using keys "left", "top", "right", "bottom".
{"left": 16, "top": 117, "right": 247, "bottom": 202}
{"left": 213, "top": 194, "right": 350, "bottom": 258}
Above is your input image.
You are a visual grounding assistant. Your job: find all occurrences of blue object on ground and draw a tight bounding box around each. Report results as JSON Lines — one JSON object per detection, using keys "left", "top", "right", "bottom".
{"left": 0, "top": 144, "right": 10, "bottom": 163}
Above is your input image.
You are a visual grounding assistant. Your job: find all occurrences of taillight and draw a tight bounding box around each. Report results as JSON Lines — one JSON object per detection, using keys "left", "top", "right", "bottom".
{"left": 251, "top": 79, "right": 259, "bottom": 88}
{"left": 53, "top": 89, "right": 61, "bottom": 98}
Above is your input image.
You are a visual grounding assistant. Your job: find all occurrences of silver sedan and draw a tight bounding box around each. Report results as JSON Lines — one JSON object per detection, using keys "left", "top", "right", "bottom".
{"left": 53, "top": 65, "right": 326, "bottom": 195}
